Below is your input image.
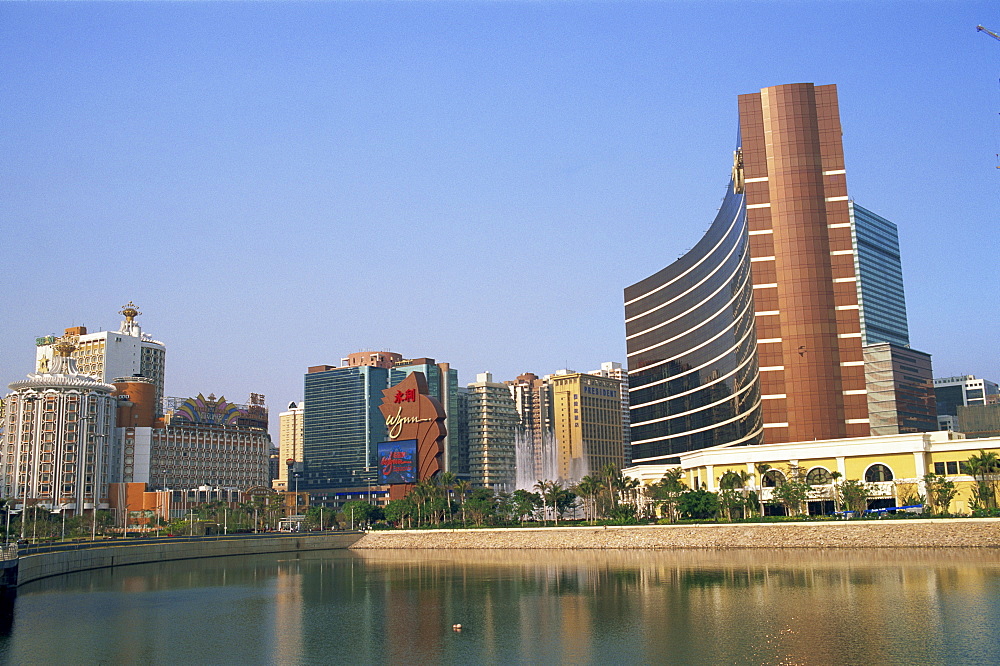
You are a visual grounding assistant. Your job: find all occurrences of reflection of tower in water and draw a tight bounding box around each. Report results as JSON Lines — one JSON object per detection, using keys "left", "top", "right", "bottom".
{"left": 271, "top": 562, "right": 303, "bottom": 663}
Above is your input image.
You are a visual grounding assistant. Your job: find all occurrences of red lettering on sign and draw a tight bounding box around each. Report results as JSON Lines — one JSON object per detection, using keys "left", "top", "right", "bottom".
{"left": 394, "top": 389, "right": 417, "bottom": 404}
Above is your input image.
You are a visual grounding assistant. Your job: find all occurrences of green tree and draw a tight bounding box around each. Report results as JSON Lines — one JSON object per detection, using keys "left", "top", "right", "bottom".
{"left": 465, "top": 488, "right": 496, "bottom": 526}
{"left": 648, "top": 469, "right": 687, "bottom": 523}
{"left": 677, "top": 489, "right": 719, "bottom": 520}
{"left": 830, "top": 471, "right": 843, "bottom": 513}
{"left": 966, "top": 450, "right": 1000, "bottom": 511}
{"left": 511, "top": 490, "right": 540, "bottom": 525}
{"left": 454, "top": 479, "right": 471, "bottom": 526}
{"left": 574, "top": 475, "right": 604, "bottom": 523}
{"left": 923, "top": 473, "right": 959, "bottom": 516}
{"left": 838, "top": 479, "right": 870, "bottom": 517}
{"left": 554, "top": 488, "right": 577, "bottom": 522}
{"left": 771, "top": 466, "right": 810, "bottom": 517}
{"left": 439, "top": 471, "right": 458, "bottom": 522}
{"left": 383, "top": 498, "right": 416, "bottom": 529}
{"left": 340, "top": 500, "right": 378, "bottom": 529}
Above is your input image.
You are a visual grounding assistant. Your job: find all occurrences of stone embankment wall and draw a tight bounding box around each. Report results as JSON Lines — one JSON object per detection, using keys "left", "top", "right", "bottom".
{"left": 351, "top": 519, "right": 1000, "bottom": 550}
{"left": 17, "top": 533, "right": 362, "bottom": 586}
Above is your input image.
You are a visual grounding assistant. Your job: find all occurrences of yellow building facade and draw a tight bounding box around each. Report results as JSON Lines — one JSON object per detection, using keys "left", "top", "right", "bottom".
{"left": 274, "top": 401, "right": 304, "bottom": 491}
{"left": 550, "top": 373, "right": 624, "bottom": 480}
{"left": 624, "top": 431, "right": 1000, "bottom": 516}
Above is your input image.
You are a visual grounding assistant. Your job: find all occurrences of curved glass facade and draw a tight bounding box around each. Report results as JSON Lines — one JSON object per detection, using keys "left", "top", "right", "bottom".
{"left": 624, "top": 166, "right": 762, "bottom": 463}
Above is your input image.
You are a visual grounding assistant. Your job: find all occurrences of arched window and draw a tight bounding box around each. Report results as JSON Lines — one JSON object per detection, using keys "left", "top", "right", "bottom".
{"left": 865, "top": 464, "right": 894, "bottom": 483}
{"left": 806, "top": 467, "right": 831, "bottom": 485}
{"left": 762, "top": 470, "right": 785, "bottom": 487}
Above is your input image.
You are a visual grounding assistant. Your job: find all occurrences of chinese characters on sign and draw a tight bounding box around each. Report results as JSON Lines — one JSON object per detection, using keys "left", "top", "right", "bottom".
{"left": 394, "top": 389, "right": 417, "bottom": 404}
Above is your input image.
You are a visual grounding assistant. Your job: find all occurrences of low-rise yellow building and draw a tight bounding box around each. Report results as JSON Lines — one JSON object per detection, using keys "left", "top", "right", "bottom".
{"left": 624, "top": 431, "right": 1000, "bottom": 516}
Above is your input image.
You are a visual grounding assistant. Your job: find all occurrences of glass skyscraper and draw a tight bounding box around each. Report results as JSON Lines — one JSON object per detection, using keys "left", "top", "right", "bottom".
{"left": 625, "top": 151, "right": 763, "bottom": 464}
{"left": 850, "top": 202, "right": 910, "bottom": 348}
{"left": 302, "top": 365, "right": 388, "bottom": 490}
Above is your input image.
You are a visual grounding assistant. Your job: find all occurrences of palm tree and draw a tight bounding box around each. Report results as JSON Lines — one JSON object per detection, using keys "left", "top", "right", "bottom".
{"left": 649, "top": 469, "right": 685, "bottom": 523}
{"left": 966, "top": 450, "right": 1000, "bottom": 510}
{"left": 454, "top": 479, "right": 471, "bottom": 526}
{"left": 600, "top": 464, "right": 621, "bottom": 514}
{"left": 541, "top": 481, "right": 565, "bottom": 526}
{"left": 575, "top": 475, "right": 603, "bottom": 523}
{"left": 830, "top": 471, "right": 843, "bottom": 513}
{"left": 755, "top": 464, "right": 772, "bottom": 517}
{"left": 440, "top": 471, "right": 457, "bottom": 523}
{"left": 534, "top": 480, "right": 553, "bottom": 524}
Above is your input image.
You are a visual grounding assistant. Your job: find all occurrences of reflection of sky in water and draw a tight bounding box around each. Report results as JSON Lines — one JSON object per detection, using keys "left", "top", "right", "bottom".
{"left": 2, "top": 549, "right": 1000, "bottom": 665}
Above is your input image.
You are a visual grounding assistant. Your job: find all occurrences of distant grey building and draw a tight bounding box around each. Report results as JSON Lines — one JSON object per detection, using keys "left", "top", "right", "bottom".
{"left": 934, "top": 375, "right": 999, "bottom": 419}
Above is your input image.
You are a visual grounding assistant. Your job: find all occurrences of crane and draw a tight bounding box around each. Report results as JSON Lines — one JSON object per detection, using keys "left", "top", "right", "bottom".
{"left": 978, "top": 26, "right": 1000, "bottom": 168}
{"left": 979, "top": 25, "right": 1000, "bottom": 42}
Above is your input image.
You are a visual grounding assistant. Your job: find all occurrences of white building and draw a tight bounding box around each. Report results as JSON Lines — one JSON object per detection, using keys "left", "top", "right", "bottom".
{"left": 4, "top": 338, "right": 118, "bottom": 516}
{"left": 35, "top": 302, "right": 166, "bottom": 415}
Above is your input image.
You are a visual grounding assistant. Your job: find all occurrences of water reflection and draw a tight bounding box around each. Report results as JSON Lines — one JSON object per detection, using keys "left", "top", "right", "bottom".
{"left": 2, "top": 549, "right": 999, "bottom": 664}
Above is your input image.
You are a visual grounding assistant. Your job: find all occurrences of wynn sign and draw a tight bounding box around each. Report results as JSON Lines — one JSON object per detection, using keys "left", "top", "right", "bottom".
{"left": 377, "top": 372, "right": 446, "bottom": 500}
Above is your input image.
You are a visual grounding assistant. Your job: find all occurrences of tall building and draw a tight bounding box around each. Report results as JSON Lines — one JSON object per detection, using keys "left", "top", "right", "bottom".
{"left": 863, "top": 343, "right": 936, "bottom": 435}
{"left": 301, "top": 352, "right": 463, "bottom": 492}
{"left": 625, "top": 82, "right": 933, "bottom": 465}
{"left": 466, "top": 372, "right": 518, "bottom": 491}
{"left": 506, "top": 372, "right": 553, "bottom": 483}
{"left": 389, "top": 358, "right": 464, "bottom": 477}
{"left": 738, "top": 82, "right": 870, "bottom": 445}
{"left": 935, "top": 375, "right": 999, "bottom": 418}
{"left": 850, "top": 203, "right": 909, "bottom": 347}
{"left": 625, "top": 126, "right": 761, "bottom": 463}
{"left": 4, "top": 338, "right": 118, "bottom": 516}
{"left": 35, "top": 303, "right": 166, "bottom": 415}
{"left": 303, "top": 363, "right": 388, "bottom": 491}
{"left": 549, "top": 372, "right": 624, "bottom": 480}
{"left": 588, "top": 362, "right": 632, "bottom": 465}
{"left": 274, "top": 401, "right": 304, "bottom": 491}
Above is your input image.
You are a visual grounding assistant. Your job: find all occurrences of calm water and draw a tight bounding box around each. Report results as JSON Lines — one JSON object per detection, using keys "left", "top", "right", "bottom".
{"left": 2, "top": 548, "right": 1000, "bottom": 665}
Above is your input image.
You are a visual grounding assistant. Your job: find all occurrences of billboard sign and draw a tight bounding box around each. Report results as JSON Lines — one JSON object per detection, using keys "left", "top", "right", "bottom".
{"left": 377, "top": 439, "right": 418, "bottom": 485}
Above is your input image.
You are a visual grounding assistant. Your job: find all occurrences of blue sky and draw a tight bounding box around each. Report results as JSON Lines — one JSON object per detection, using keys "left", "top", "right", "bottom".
{"left": 2, "top": 1, "right": 999, "bottom": 432}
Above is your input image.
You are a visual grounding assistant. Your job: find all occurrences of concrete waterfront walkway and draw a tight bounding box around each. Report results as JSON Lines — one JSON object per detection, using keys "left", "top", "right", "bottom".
{"left": 15, "top": 532, "right": 364, "bottom": 585}
{"left": 350, "top": 518, "right": 1000, "bottom": 550}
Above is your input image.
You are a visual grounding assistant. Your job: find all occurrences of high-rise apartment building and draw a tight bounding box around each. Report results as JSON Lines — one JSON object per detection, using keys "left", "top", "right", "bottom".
{"left": 506, "top": 372, "right": 553, "bottom": 483}
{"left": 274, "top": 401, "right": 304, "bottom": 491}
{"left": 4, "top": 339, "right": 118, "bottom": 516}
{"left": 35, "top": 303, "right": 166, "bottom": 415}
{"left": 626, "top": 83, "right": 933, "bottom": 465}
{"left": 466, "top": 372, "right": 518, "bottom": 491}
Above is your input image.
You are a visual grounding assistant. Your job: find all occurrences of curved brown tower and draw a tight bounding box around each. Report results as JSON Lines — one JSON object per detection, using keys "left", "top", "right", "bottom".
{"left": 738, "top": 83, "right": 868, "bottom": 444}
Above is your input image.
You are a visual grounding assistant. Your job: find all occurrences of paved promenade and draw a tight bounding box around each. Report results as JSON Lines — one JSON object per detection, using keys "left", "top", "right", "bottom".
{"left": 351, "top": 519, "right": 1000, "bottom": 549}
